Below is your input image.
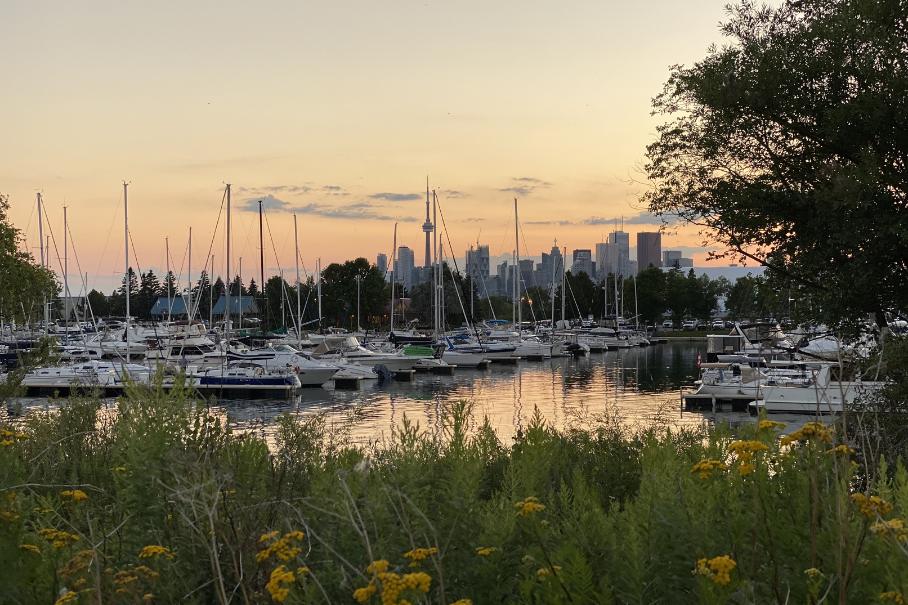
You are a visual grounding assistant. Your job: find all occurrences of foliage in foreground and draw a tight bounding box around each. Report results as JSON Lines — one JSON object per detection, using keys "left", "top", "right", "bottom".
{"left": 1, "top": 389, "right": 908, "bottom": 604}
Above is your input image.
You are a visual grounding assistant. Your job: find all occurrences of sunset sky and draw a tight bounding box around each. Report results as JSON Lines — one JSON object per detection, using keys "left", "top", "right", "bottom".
{"left": 2, "top": 1, "right": 735, "bottom": 292}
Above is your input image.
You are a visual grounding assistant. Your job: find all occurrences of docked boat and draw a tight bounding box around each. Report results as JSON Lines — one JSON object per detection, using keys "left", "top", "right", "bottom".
{"left": 226, "top": 344, "right": 339, "bottom": 387}
{"left": 749, "top": 362, "right": 886, "bottom": 414}
{"left": 17, "top": 361, "right": 153, "bottom": 396}
{"left": 185, "top": 364, "right": 301, "bottom": 397}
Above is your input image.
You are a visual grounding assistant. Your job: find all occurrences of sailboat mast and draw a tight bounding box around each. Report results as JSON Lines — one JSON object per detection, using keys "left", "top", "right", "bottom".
{"left": 316, "top": 258, "right": 322, "bottom": 331}
{"left": 634, "top": 275, "right": 639, "bottom": 330}
{"left": 165, "top": 236, "right": 172, "bottom": 322}
{"left": 123, "top": 182, "right": 130, "bottom": 363}
{"left": 37, "top": 194, "right": 47, "bottom": 334}
{"left": 432, "top": 192, "right": 438, "bottom": 339}
{"left": 187, "top": 227, "right": 192, "bottom": 320}
{"left": 258, "top": 200, "right": 265, "bottom": 330}
{"left": 225, "top": 183, "right": 231, "bottom": 341}
{"left": 514, "top": 198, "right": 520, "bottom": 332}
{"left": 63, "top": 205, "right": 69, "bottom": 335}
{"left": 238, "top": 257, "right": 243, "bottom": 331}
{"left": 390, "top": 223, "right": 397, "bottom": 335}
{"left": 561, "top": 246, "right": 566, "bottom": 323}
{"left": 293, "top": 214, "right": 301, "bottom": 343}
{"left": 210, "top": 254, "right": 214, "bottom": 330}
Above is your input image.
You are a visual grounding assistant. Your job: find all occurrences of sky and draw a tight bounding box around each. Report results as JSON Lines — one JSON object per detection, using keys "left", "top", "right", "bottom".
{"left": 1, "top": 1, "right": 741, "bottom": 293}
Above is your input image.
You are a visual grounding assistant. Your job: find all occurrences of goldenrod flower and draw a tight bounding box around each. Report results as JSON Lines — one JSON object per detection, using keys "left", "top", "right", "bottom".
{"left": 265, "top": 565, "right": 295, "bottom": 603}
{"left": 256, "top": 531, "right": 304, "bottom": 563}
{"left": 880, "top": 592, "right": 906, "bottom": 605}
{"left": 758, "top": 420, "right": 786, "bottom": 431}
{"left": 39, "top": 528, "right": 80, "bottom": 549}
{"left": 536, "top": 565, "right": 562, "bottom": 579}
{"left": 694, "top": 555, "right": 736, "bottom": 586}
{"left": 870, "top": 518, "right": 908, "bottom": 543}
{"left": 403, "top": 546, "right": 438, "bottom": 567}
{"left": 780, "top": 422, "right": 833, "bottom": 446}
{"left": 851, "top": 493, "right": 893, "bottom": 518}
{"left": 514, "top": 496, "right": 546, "bottom": 517}
{"left": 474, "top": 546, "right": 498, "bottom": 557}
{"left": 60, "top": 490, "right": 89, "bottom": 503}
{"left": 353, "top": 583, "right": 377, "bottom": 603}
{"left": 826, "top": 444, "right": 855, "bottom": 456}
{"left": 19, "top": 543, "right": 40, "bottom": 554}
{"left": 690, "top": 459, "right": 726, "bottom": 479}
{"left": 366, "top": 559, "right": 389, "bottom": 574}
{"left": 449, "top": 599, "right": 472, "bottom": 605}
{"left": 804, "top": 567, "right": 823, "bottom": 580}
{"left": 53, "top": 590, "right": 79, "bottom": 605}
{"left": 138, "top": 545, "right": 175, "bottom": 560}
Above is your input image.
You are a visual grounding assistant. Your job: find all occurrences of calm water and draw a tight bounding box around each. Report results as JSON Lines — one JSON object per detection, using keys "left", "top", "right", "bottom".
{"left": 216, "top": 341, "right": 716, "bottom": 444}
{"left": 8, "top": 342, "right": 747, "bottom": 443}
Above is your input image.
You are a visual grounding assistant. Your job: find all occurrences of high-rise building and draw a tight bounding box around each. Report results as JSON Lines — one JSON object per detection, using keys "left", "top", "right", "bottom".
{"left": 539, "top": 245, "right": 563, "bottom": 289}
{"left": 636, "top": 232, "right": 662, "bottom": 272}
{"left": 465, "top": 245, "right": 490, "bottom": 281}
{"left": 518, "top": 259, "right": 535, "bottom": 289}
{"left": 662, "top": 250, "right": 693, "bottom": 269}
{"left": 376, "top": 253, "right": 388, "bottom": 275}
{"left": 607, "top": 231, "right": 631, "bottom": 276}
{"left": 594, "top": 242, "right": 612, "bottom": 280}
{"left": 393, "top": 246, "right": 415, "bottom": 290}
{"left": 571, "top": 249, "right": 593, "bottom": 277}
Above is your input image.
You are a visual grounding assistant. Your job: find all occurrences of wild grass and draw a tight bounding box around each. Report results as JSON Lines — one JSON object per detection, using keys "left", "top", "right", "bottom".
{"left": 1, "top": 383, "right": 907, "bottom": 604}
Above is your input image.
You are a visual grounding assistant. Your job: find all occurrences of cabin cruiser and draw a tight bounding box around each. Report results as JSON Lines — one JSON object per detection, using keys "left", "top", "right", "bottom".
{"left": 227, "top": 344, "right": 339, "bottom": 387}
{"left": 16, "top": 360, "right": 153, "bottom": 395}
{"left": 693, "top": 359, "right": 826, "bottom": 401}
{"left": 749, "top": 362, "right": 886, "bottom": 414}
{"left": 311, "top": 335, "right": 430, "bottom": 372}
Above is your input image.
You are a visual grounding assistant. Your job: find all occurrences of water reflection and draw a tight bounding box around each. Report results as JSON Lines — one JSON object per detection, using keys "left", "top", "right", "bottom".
{"left": 6, "top": 343, "right": 718, "bottom": 444}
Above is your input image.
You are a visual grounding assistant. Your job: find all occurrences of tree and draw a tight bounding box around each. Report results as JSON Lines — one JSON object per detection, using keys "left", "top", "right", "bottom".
{"left": 644, "top": 0, "right": 908, "bottom": 329}
{"left": 87, "top": 289, "right": 109, "bottom": 318}
{"left": 108, "top": 267, "right": 139, "bottom": 317}
{"left": 634, "top": 267, "right": 667, "bottom": 325}
{"left": 0, "top": 195, "right": 58, "bottom": 324}
{"left": 137, "top": 270, "right": 161, "bottom": 319}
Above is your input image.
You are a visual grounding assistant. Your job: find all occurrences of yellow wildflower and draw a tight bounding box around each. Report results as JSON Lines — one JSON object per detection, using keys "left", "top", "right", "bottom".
{"left": 138, "top": 545, "right": 175, "bottom": 560}
{"left": 694, "top": 555, "right": 736, "bottom": 586}
{"left": 296, "top": 566, "right": 310, "bottom": 576}
{"left": 53, "top": 591, "right": 79, "bottom": 605}
{"left": 60, "top": 490, "right": 89, "bottom": 503}
{"left": 366, "top": 559, "right": 389, "bottom": 574}
{"left": 1, "top": 439, "right": 13, "bottom": 447}
{"left": 804, "top": 567, "right": 823, "bottom": 580}
{"left": 758, "top": 419, "right": 786, "bottom": 431}
{"left": 827, "top": 444, "right": 855, "bottom": 456}
{"left": 450, "top": 600, "right": 472, "bottom": 605}
{"left": 266, "top": 565, "right": 295, "bottom": 603}
{"left": 143, "top": 594, "right": 154, "bottom": 603}
{"left": 870, "top": 518, "right": 908, "bottom": 543}
{"left": 690, "top": 459, "right": 726, "bottom": 479}
{"left": 780, "top": 422, "right": 833, "bottom": 446}
{"left": 353, "top": 583, "right": 377, "bottom": 603}
{"left": 259, "top": 530, "right": 280, "bottom": 544}
{"left": 403, "top": 546, "right": 438, "bottom": 567}
{"left": 0, "top": 509, "right": 20, "bottom": 522}
{"left": 112, "top": 466, "right": 128, "bottom": 473}
{"left": 851, "top": 493, "right": 893, "bottom": 518}
{"left": 536, "top": 565, "right": 563, "bottom": 579}
{"left": 256, "top": 531, "right": 304, "bottom": 563}
{"left": 114, "top": 571, "right": 139, "bottom": 586}
{"left": 39, "top": 528, "right": 80, "bottom": 549}
{"left": 19, "top": 543, "right": 40, "bottom": 554}
{"left": 475, "top": 546, "right": 498, "bottom": 557}
{"left": 880, "top": 592, "right": 906, "bottom": 604}
{"left": 728, "top": 440, "right": 768, "bottom": 476}
{"left": 514, "top": 496, "right": 546, "bottom": 517}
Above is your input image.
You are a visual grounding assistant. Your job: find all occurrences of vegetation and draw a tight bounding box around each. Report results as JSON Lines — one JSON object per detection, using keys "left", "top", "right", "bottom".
{"left": 644, "top": 0, "right": 908, "bottom": 328}
{"left": 0, "top": 194, "right": 58, "bottom": 324}
{"left": 1, "top": 390, "right": 907, "bottom": 604}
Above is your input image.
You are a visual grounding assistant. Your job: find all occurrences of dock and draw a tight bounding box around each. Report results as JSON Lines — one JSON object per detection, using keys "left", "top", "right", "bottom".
{"left": 682, "top": 391, "right": 755, "bottom": 413}
{"left": 333, "top": 376, "right": 363, "bottom": 390}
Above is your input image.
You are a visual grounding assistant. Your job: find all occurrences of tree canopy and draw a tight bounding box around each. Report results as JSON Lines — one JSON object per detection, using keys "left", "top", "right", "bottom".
{"left": 644, "top": 0, "right": 908, "bottom": 327}
{"left": 0, "top": 194, "right": 58, "bottom": 323}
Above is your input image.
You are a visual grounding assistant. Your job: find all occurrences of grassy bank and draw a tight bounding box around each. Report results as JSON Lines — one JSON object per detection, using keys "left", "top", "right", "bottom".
{"left": 1, "top": 385, "right": 907, "bottom": 604}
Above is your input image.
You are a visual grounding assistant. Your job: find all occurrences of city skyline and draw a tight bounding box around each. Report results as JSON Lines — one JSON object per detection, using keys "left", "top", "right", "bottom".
{"left": 2, "top": 1, "right": 743, "bottom": 293}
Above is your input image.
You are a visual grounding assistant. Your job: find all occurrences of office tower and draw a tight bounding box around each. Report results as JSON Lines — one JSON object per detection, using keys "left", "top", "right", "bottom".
{"left": 394, "top": 246, "right": 415, "bottom": 290}
{"left": 594, "top": 242, "right": 611, "bottom": 279}
{"left": 465, "top": 245, "right": 490, "bottom": 281}
{"left": 636, "top": 232, "right": 662, "bottom": 272}
{"left": 571, "top": 249, "right": 593, "bottom": 277}
{"left": 662, "top": 250, "right": 693, "bottom": 269}
{"left": 376, "top": 253, "right": 388, "bottom": 275}
{"left": 607, "top": 231, "right": 630, "bottom": 276}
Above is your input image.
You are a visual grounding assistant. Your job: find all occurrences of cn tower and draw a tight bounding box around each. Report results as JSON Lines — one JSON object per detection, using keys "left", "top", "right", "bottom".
{"left": 422, "top": 178, "right": 433, "bottom": 267}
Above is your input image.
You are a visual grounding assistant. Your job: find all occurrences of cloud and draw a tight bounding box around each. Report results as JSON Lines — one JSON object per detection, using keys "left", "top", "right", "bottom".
{"left": 238, "top": 194, "right": 291, "bottom": 212}
{"left": 524, "top": 211, "right": 674, "bottom": 227}
{"left": 321, "top": 185, "right": 348, "bottom": 196}
{"left": 295, "top": 202, "right": 416, "bottom": 222}
{"left": 442, "top": 189, "right": 467, "bottom": 198}
{"left": 498, "top": 176, "right": 553, "bottom": 197}
{"left": 462, "top": 217, "right": 485, "bottom": 223}
{"left": 369, "top": 192, "right": 421, "bottom": 202}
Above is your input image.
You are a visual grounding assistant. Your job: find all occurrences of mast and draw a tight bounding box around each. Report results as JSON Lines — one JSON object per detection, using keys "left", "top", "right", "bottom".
{"left": 123, "top": 182, "right": 130, "bottom": 363}
{"left": 165, "top": 236, "right": 172, "bottom": 322}
{"left": 316, "top": 258, "right": 323, "bottom": 332}
{"left": 225, "top": 184, "right": 231, "bottom": 341}
{"left": 433, "top": 190, "right": 439, "bottom": 339}
{"left": 37, "top": 193, "right": 48, "bottom": 334}
{"left": 238, "top": 257, "right": 243, "bottom": 331}
{"left": 561, "top": 246, "right": 566, "bottom": 323}
{"left": 63, "top": 205, "right": 69, "bottom": 336}
{"left": 390, "top": 223, "right": 397, "bottom": 335}
{"left": 209, "top": 254, "right": 214, "bottom": 330}
{"left": 258, "top": 199, "right": 266, "bottom": 330}
{"left": 550, "top": 241, "right": 556, "bottom": 329}
{"left": 293, "top": 214, "right": 300, "bottom": 343}
{"left": 187, "top": 227, "right": 192, "bottom": 321}
{"left": 633, "top": 275, "right": 639, "bottom": 330}
{"left": 514, "top": 198, "right": 520, "bottom": 333}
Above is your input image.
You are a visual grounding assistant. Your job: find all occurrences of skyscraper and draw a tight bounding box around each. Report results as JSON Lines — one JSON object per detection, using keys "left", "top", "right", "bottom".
{"left": 594, "top": 242, "right": 611, "bottom": 280}
{"left": 394, "top": 246, "right": 415, "bottom": 290}
{"left": 607, "top": 231, "right": 630, "bottom": 276}
{"left": 636, "top": 232, "right": 662, "bottom": 272}
{"left": 465, "top": 245, "right": 490, "bottom": 281}
{"left": 376, "top": 253, "right": 388, "bottom": 275}
{"left": 571, "top": 249, "right": 593, "bottom": 277}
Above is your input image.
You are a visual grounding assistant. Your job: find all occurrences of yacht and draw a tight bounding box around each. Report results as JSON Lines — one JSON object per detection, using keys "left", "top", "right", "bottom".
{"left": 17, "top": 361, "right": 153, "bottom": 396}
{"left": 226, "top": 344, "right": 339, "bottom": 387}
{"left": 184, "top": 364, "right": 301, "bottom": 396}
{"left": 750, "top": 362, "right": 886, "bottom": 414}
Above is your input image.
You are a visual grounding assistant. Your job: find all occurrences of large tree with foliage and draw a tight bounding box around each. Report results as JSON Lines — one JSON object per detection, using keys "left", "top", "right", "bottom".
{"left": 644, "top": 0, "right": 908, "bottom": 327}
{"left": 0, "top": 195, "right": 58, "bottom": 324}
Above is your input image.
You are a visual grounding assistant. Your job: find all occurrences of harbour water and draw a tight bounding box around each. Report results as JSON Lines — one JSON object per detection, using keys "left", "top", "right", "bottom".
{"left": 210, "top": 341, "right": 717, "bottom": 444}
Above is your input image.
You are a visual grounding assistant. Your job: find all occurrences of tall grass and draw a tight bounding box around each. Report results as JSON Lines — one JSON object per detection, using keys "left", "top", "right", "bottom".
{"left": 1, "top": 383, "right": 907, "bottom": 604}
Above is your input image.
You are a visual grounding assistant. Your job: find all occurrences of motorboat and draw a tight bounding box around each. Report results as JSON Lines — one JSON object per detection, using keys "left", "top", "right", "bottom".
{"left": 17, "top": 360, "right": 153, "bottom": 395}
{"left": 749, "top": 362, "right": 886, "bottom": 414}
{"left": 184, "top": 364, "right": 301, "bottom": 396}
{"left": 227, "top": 344, "right": 339, "bottom": 387}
